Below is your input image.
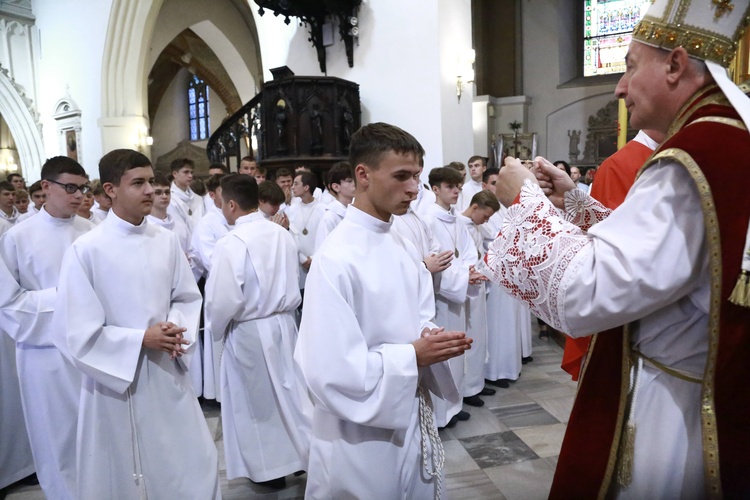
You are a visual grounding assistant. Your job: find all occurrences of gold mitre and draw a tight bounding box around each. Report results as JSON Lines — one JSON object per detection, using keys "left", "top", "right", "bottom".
{"left": 633, "top": 0, "right": 750, "bottom": 67}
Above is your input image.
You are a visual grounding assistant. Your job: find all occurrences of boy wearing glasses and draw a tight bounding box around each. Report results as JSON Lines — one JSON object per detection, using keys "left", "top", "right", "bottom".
{"left": 0, "top": 156, "right": 93, "bottom": 499}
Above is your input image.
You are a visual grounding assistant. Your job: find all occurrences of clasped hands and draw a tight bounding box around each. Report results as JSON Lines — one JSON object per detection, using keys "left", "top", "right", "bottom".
{"left": 413, "top": 327, "right": 472, "bottom": 367}
{"left": 143, "top": 321, "right": 190, "bottom": 360}
{"left": 496, "top": 156, "right": 577, "bottom": 208}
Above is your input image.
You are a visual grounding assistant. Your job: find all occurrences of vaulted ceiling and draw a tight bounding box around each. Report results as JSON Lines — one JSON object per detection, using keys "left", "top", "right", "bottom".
{"left": 147, "top": 28, "right": 242, "bottom": 122}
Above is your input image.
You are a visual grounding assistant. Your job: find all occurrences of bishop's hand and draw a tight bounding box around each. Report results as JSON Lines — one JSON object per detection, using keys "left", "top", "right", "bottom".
{"left": 533, "top": 156, "right": 576, "bottom": 209}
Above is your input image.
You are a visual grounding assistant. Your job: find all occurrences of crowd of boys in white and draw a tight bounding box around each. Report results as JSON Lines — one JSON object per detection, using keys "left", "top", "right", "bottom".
{"left": 0, "top": 160, "right": 533, "bottom": 499}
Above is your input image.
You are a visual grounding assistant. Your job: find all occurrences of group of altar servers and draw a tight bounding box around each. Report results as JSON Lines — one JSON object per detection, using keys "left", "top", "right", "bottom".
{"left": 0, "top": 132, "right": 534, "bottom": 499}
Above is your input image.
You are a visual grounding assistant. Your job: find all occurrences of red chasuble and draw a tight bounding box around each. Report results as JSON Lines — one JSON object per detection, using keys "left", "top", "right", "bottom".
{"left": 560, "top": 139, "right": 655, "bottom": 381}
{"left": 551, "top": 85, "right": 750, "bottom": 498}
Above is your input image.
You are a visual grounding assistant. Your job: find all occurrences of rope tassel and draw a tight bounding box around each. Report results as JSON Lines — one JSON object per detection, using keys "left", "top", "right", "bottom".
{"left": 729, "top": 218, "right": 750, "bottom": 308}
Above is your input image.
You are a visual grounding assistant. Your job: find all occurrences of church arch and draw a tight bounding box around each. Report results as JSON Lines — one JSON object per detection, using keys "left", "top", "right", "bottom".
{"left": 0, "top": 67, "right": 44, "bottom": 181}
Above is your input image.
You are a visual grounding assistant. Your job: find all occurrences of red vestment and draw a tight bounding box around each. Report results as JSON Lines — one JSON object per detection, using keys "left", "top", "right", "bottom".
{"left": 551, "top": 85, "right": 750, "bottom": 498}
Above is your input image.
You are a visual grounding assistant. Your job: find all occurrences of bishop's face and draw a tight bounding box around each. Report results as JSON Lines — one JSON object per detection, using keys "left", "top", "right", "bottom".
{"left": 615, "top": 41, "right": 673, "bottom": 133}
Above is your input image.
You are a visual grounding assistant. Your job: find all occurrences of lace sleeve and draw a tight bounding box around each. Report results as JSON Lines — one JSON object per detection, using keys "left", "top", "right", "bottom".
{"left": 563, "top": 188, "right": 611, "bottom": 231}
{"left": 480, "top": 180, "right": 591, "bottom": 332}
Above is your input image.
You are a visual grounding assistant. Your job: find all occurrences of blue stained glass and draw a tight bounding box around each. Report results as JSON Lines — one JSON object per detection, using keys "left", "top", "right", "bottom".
{"left": 187, "top": 77, "right": 210, "bottom": 140}
{"left": 583, "top": 0, "right": 651, "bottom": 77}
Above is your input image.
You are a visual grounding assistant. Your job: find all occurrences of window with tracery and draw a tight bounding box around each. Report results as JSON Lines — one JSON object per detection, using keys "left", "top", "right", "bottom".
{"left": 188, "top": 75, "right": 210, "bottom": 140}
{"left": 583, "top": 0, "right": 651, "bottom": 77}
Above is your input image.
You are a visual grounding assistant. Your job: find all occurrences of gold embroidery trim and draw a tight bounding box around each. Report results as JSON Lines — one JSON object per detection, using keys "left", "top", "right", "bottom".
{"left": 633, "top": 18, "right": 737, "bottom": 66}
{"left": 686, "top": 116, "right": 747, "bottom": 130}
{"left": 596, "top": 326, "right": 632, "bottom": 500}
{"left": 644, "top": 148, "right": 723, "bottom": 499}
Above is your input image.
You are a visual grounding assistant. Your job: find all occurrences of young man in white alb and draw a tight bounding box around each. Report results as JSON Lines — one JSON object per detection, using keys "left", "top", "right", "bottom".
{"left": 458, "top": 189, "right": 499, "bottom": 407}
{"left": 190, "top": 172, "right": 232, "bottom": 401}
{"left": 423, "top": 166, "right": 484, "bottom": 428}
{"left": 168, "top": 158, "right": 205, "bottom": 232}
{"left": 296, "top": 122, "right": 471, "bottom": 499}
{"left": 55, "top": 149, "right": 220, "bottom": 499}
{"left": 0, "top": 157, "right": 94, "bottom": 499}
{"left": 458, "top": 155, "right": 486, "bottom": 211}
{"left": 287, "top": 170, "right": 326, "bottom": 297}
{"left": 314, "top": 161, "right": 355, "bottom": 250}
{"left": 206, "top": 174, "right": 311, "bottom": 489}
{"left": 0, "top": 181, "right": 20, "bottom": 225}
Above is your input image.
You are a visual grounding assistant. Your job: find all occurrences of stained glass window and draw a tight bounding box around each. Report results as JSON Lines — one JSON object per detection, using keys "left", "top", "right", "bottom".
{"left": 188, "top": 75, "right": 210, "bottom": 140}
{"left": 583, "top": 0, "right": 651, "bottom": 77}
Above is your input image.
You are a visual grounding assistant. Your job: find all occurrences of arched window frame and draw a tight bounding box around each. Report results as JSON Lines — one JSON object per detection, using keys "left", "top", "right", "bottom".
{"left": 188, "top": 75, "right": 210, "bottom": 141}
{"left": 582, "top": 0, "right": 651, "bottom": 77}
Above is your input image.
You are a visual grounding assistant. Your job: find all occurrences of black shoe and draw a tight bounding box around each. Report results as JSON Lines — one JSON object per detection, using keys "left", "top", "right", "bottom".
{"left": 456, "top": 410, "right": 471, "bottom": 421}
{"left": 463, "top": 395, "right": 485, "bottom": 407}
{"left": 479, "top": 387, "right": 496, "bottom": 396}
{"left": 522, "top": 356, "right": 534, "bottom": 364}
{"left": 252, "top": 477, "right": 287, "bottom": 489}
{"left": 444, "top": 414, "right": 459, "bottom": 428}
{"left": 485, "top": 378, "right": 510, "bottom": 388}
{"left": 19, "top": 473, "right": 39, "bottom": 486}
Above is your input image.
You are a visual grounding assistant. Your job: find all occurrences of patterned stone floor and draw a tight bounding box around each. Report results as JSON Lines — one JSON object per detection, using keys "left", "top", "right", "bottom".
{"left": 4, "top": 336, "right": 574, "bottom": 500}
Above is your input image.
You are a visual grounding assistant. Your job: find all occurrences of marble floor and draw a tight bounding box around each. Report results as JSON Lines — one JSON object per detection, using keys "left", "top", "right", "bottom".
{"left": 3, "top": 336, "right": 575, "bottom": 500}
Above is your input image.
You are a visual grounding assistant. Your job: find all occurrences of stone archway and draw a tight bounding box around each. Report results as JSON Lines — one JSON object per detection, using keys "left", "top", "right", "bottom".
{"left": 99, "top": 0, "right": 263, "bottom": 156}
{"left": 0, "top": 67, "right": 44, "bottom": 181}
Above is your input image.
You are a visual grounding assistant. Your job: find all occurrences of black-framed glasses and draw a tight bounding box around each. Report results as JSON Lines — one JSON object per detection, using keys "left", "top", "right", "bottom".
{"left": 47, "top": 179, "right": 91, "bottom": 195}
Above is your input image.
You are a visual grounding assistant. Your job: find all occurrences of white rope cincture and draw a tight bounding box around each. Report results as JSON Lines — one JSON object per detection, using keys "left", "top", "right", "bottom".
{"left": 127, "top": 387, "right": 148, "bottom": 499}
{"left": 418, "top": 386, "right": 445, "bottom": 500}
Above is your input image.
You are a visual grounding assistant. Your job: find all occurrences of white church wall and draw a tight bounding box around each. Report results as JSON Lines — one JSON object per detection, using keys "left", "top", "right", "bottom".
{"left": 437, "top": 0, "right": 474, "bottom": 167}
{"left": 520, "top": 0, "right": 618, "bottom": 162}
{"left": 33, "top": 0, "right": 112, "bottom": 175}
{"left": 251, "top": 0, "right": 473, "bottom": 174}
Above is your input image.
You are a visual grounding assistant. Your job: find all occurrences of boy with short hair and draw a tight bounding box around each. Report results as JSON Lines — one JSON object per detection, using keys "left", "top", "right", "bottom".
{"left": 296, "top": 122, "right": 471, "bottom": 499}
{"left": 288, "top": 171, "right": 326, "bottom": 293}
{"left": 0, "top": 156, "right": 94, "bottom": 498}
{"left": 168, "top": 158, "right": 204, "bottom": 231}
{"left": 314, "top": 161, "right": 354, "bottom": 250}
{"left": 459, "top": 190, "right": 500, "bottom": 405}
{"left": 258, "top": 180, "right": 289, "bottom": 229}
{"left": 0, "top": 181, "right": 19, "bottom": 224}
{"left": 238, "top": 156, "right": 257, "bottom": 176}
{"left": 90, "top": 180, "right": 111, "bottom": 222}
{"left": 458, "top": 155, "right": 487, "bottom": 211}
{"left": 14, "top": 189, "right": 29, "bottom": 214}
{"left": 148, "top": 172, "right": 191, "bottom": 255}
{"left": 206, "top": 174, "right": 311, "bottom": 488}
{"left": 424, "top": 166, "right": 484, "bottom": 427}
{"left": 75, "top": 189, "right": 100, "bottom": 225}
{"left": 274, "top": 167, "right": 294, "bottom": 207}
{"left": 55, "top": 149, "right": 220, "bottom": 499}
{"left": 254, "top": 165, "right": 267, "bottom": 184}
{"left": 29, "top": 181, "right": 45, "bottom": 211}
